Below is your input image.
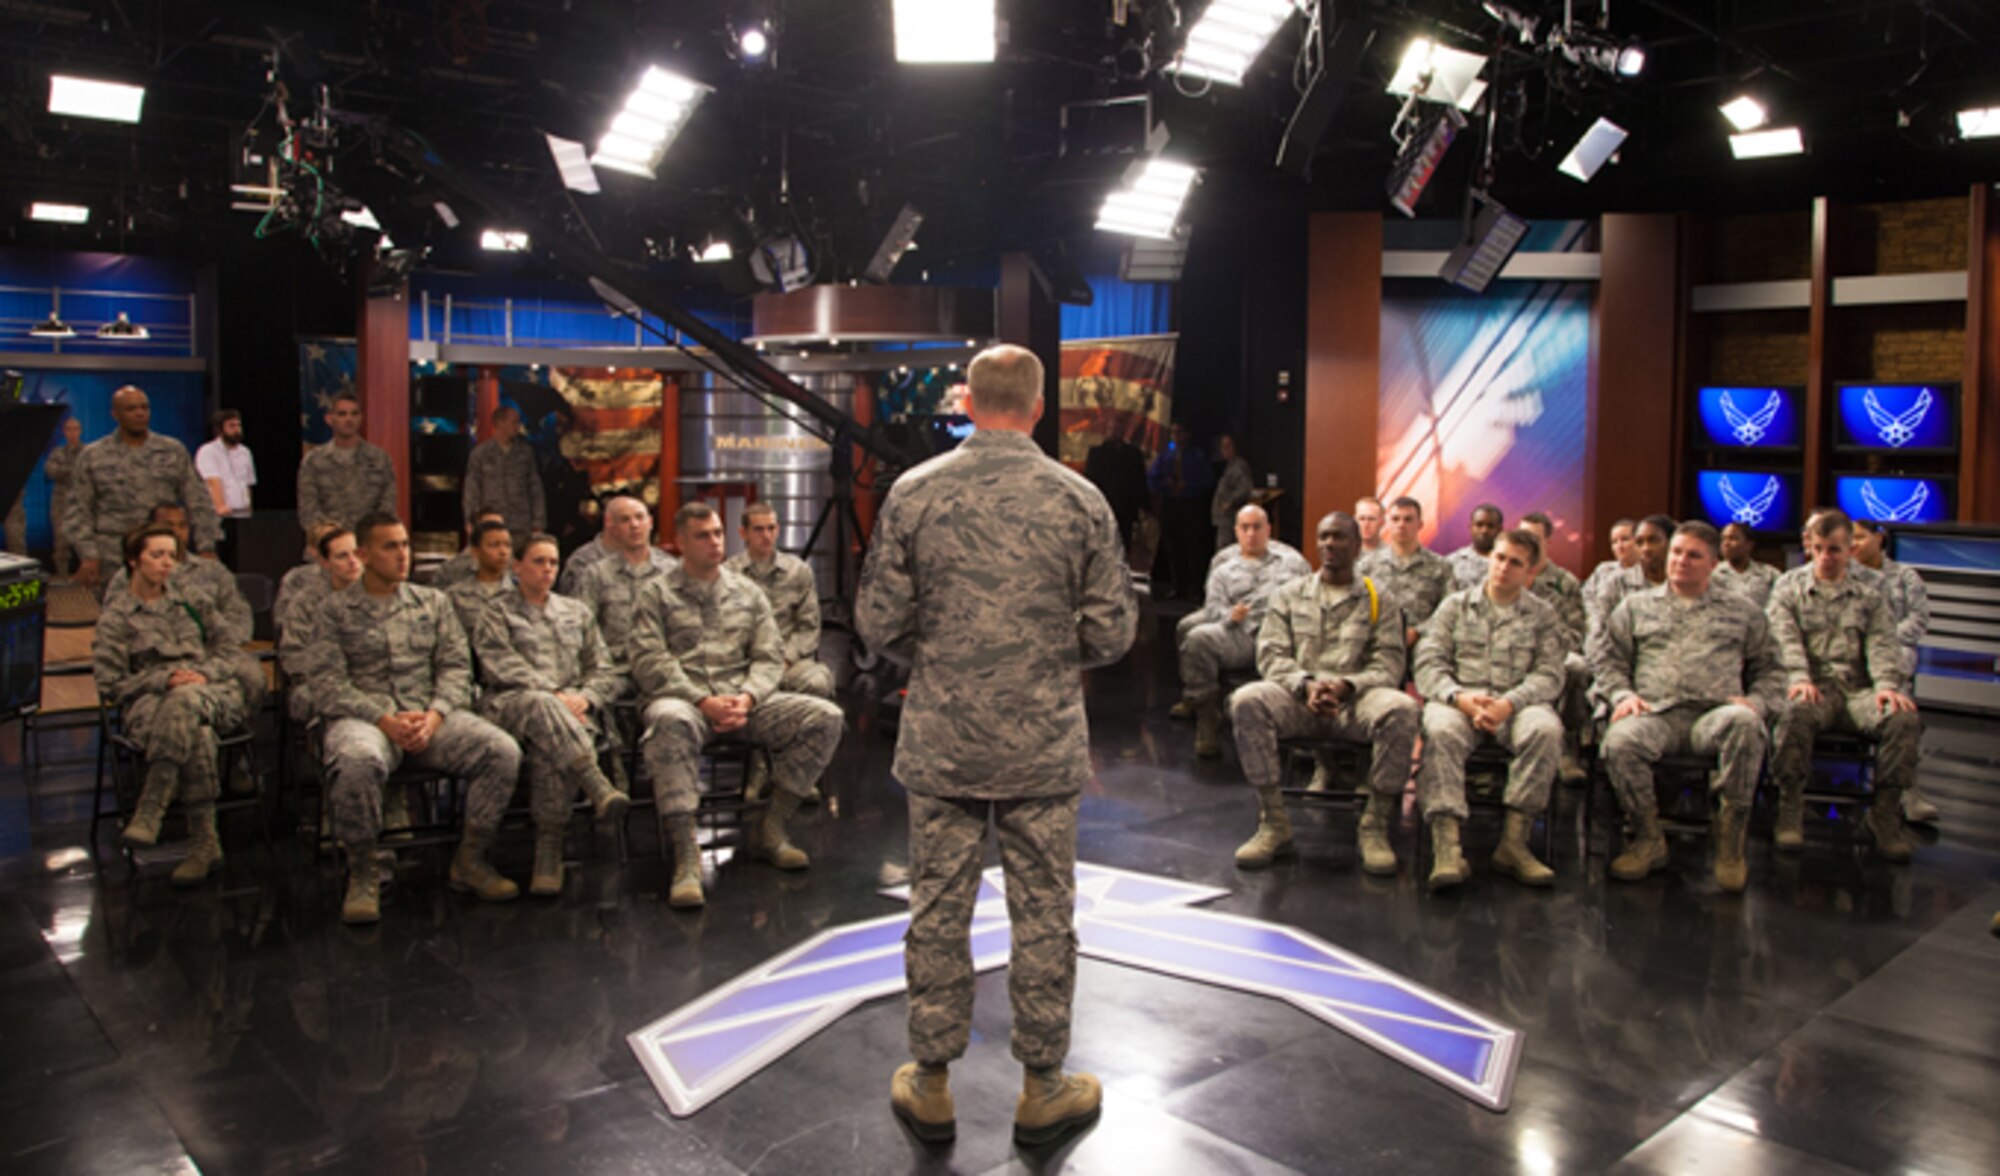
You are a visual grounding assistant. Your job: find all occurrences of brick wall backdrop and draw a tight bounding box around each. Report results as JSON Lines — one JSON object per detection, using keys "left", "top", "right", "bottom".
{"left": 1705, "top": 310, "right": 1811, "bottom": 384}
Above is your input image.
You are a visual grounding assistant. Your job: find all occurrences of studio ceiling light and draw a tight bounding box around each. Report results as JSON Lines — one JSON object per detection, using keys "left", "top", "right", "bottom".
{"left": 1095, "top": 158, "right": 1199, "bottom": 240}
{"left": 1386, "top": 39, "right": 1489, "bottom": 113}
{"left": 29, "top": 311, "right": 75, "bottom": 339}
{"left": 1730, "top": 126, "right": 1805, "bottom": 160}
{"left": 739, "top": 25, "right": 771, "bottom": 60}
{"left": 1720, "top": 95, "right": 1768, "bottom": 133}
{"left": 696, "top": 238, "right": 734, "bottom": 262}
{"left": 592, "top": 67, "right": 711, "bottom": 179}
{"left": 893, "top": 0, "right": 996, "bottom": 64}
{"left": 481, "top": 230, "right": 530, "bottom": 252}
{"left": 29, "top": 202, "right": 89, "bottom": 224}
{"left": 1558, "top": 117, "right": 1628, "bottom": 182}
{"left": 1958, "top": 107, "right": 2000, "bottom": 140}
{"left": 47, "top": 75, "right": 145, "bottom": 123}
{"left": 545, "top": 133, "right": 602, "bottom": 193}
{"left": 97, "top": 312, "right": 149, "bottom": 341}
{"left": 1171, "top": 0, "right": 1296, "bottom": 87}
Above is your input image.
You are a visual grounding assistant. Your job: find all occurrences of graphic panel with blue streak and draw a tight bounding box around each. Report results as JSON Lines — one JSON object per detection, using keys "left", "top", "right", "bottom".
{"left": 1834, "top": 476, "right": 1953, "bottom": 525}
{"left": 1835, "top": 383, "right": 1957, "bottom": 452}
{"left": 1694, "top": 469, "right": 1800, "bottom": 533}
{"left": 627, "top": 863, "right": 1523, "bottom": 1117}
{"left": 1694, "top": 386, "right": 1802, "bottom": 450}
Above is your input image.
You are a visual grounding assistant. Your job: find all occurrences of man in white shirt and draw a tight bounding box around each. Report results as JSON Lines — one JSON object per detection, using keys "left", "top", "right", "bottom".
{"left": 195, "top": 410, "right": 256, "bottom": 565}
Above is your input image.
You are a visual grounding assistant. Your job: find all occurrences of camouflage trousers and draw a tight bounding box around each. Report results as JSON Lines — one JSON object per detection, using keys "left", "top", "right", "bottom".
{"left": 1179, "top": 621, "right": 1255, "bottom": 699}
{"left": 1601, "top": 703, "right": 1766, "bottom": 815}
{"left": 1230, "top": 680, "right": 1420, "bottom": 796}
{"left": 322, "top": 712, "right": 521, "bottom": 854}
{"left": 48, "top": 491, "right": 70, "bottom": 576}
{"left": 640, "top": 693, "right": 842, "bottom": 817}
{"left": 481, "top": 689, "right": 610, "bottom": 832}
{"left": 780, "top": 659, "right": 835, "bottom": 700}
{"left": 1771, "top": 686, "right": 1921, "bottom": 795}
{"left": 905, "top": 790, "right": 1081, "bottom": 1070}
{"left": 123, "top": 681, "right": 249, "bottom": 804}
{"left": 1416, "top": 701, "right": 1561, "bottom": 822}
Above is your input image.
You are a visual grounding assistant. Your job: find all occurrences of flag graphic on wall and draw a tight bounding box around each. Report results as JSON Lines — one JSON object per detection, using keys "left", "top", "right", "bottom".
{"left": 1059, "top": 335, "right": 1177, "bottom": 468}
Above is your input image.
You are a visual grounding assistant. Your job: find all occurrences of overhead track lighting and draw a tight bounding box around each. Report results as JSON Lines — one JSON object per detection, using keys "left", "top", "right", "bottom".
{"left": 695, "top": 238, "right": 734, "bottom": 262}
{"left": 738, "top": 24, "right": 771, "bottom": 60}
{"left": 47, "top": 75, "right": 145, "bottom": 123}
{"left": 1171, "top": 0, "right": 1297, "bottom": 87}
{"left": 1729, "top": 127, "right": 1805, "bottom": 160}
{"left": 1719, "top": 95, "right": 1768, "bottom": 133}
{"left": 29, "top": 202, "right": 89, "bottom": 224}
{"left": 592, "top": 67, "right": 711, "bottom": 179}
{"left": 97, "top": 313, "right": 149, "bottom": 341}
{"left": 893, "top": 0, "right": 996, "bottom": 64}
{"left": 1958, "top": 107, "right": 2000, "bottom": 140}
{"left": 1095, "top": 158, "right": 1199, "bottom": 240}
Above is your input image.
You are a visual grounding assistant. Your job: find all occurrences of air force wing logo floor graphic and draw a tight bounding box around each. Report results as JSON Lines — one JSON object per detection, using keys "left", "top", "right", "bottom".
{"left": 628, "top": 863, "right": 1523, "bottom": 1117}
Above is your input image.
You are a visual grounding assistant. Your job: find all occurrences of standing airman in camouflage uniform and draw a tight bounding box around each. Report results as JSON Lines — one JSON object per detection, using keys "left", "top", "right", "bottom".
{"left": 43, "top": 416, "right": 82, "bottom": 577}
{"left": 305, "top": 513, "right": 522, "bottom": 925}
{"left": 65, "top": 386, "right": 219, "bottom": 592}
{"left": 1231, "top": 512, "right": 1418, "bottom": 875}
{"left": 1713, "top": 522, "right": 1781, "bottom": 610}
{"left": 460, "top": 407, "right": 546, "bottom": 546}
{"left": 1177, "top": 504, "right": 1310, "bottom": 758}
{"left": 632, "top": 503, "right": 842, "bottom": 909}
{"left": 1357, "top": 496, "right": 1456, "bottom": 646}
{"left": 296, "top": 393, "right": 398, "bottom": 530}
{"left": 1766, "top": 512, "right": 1916, "bottom": 859}
{"left": 1413, "top": 529, "right": 1565, "bottom": 890}
{"left": 1852, "top": 518, "right": 1938, "bottom": 823}
{"left": 443, "top": 518, "right": 517, "bottom": 636}
{"left": 93, "top": 525, "right": 247, "bottom": 886}
{"left": 1520, "top": 511, "right": 1592, "bottom": 785}
{"left": 858, "top": 345, "right": 1135, "bottom": 1148}
{"left": 472, "top": 534, "right": 630, "bottom": 896}
{"left": 1595, "top": 521, "right": 1786, "bottom": 893}
{"left": 571, "top": 497, "right": 678, "bottom": 662}
{"left": 726, "top": 501, "right": 832, "bottom": 698}
{"left": 1444, "top": 503, "right": 1505, "bottom": 590}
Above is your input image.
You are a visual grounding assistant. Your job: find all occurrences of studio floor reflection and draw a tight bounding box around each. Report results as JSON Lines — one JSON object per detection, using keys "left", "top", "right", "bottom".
{"left": 2, "top": 602, "right": 1997, "bottom": 1175}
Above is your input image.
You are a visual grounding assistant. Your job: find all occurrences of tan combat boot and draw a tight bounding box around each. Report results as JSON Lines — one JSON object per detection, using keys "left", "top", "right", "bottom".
{"left": 1866, "top": 790, "right": 1913, "bottom": 863}
{"left": 752, "top": 790, "right": 810, "bottom": 870}
{"left": 342, "top": 848, "right": 381, "bottom": 925}
{"left": 1014, "top": 1066, "right": 1102, "bottom": 1148}
{"left": 743, "top": 751, "right": 770, "bottom": 805}
{"left": 122, "top": 761, "right": 179, "bottom": 847}
{"left": 1773, "top": 780, "right": 1805, "bottom": 851}
{"left": 889, "top": 1062, "right": 955, "bottom": 1143}
{"left": 1902, "top": 786, "right": 1940, "bottom": 824}
{"left": 449, "top": 829, "right": 521, "bottom": 902}
{"left": 530, "top": 828, "right": 565, "bottom": 897}
{"left": 1713, "top": 798, "right": 1751, "bottom": 893}
{"left": 1491, "top": 810, "right": 1554, "bottom": 887}
{"left": 1306, "top": 754, "right": 1336, "bottom": 793}
{"left": 382, "top": 781, "right": 413, "bottom": 841}
{"left": 1192, "top": 695, "right": 1223, "bottom": 759}
{"left": 574, "top": 758, "right": 631, "bottom": 821}
{"left": 1426, "top": 817, "right": 1468, "bottom": 891}
{"left": 1357, "top": 791, "right": 1399, "bottom": 876}
{"left": 1609, "top": 807, "right": 1670, "bottom": 881}
{"left": 665, "top": 815, "right": 705, "bottom": 908}
{"left": 170, "top": 803, "right": 223, "bottom": 887}
{"left": 1234, "top": 787, "right": 1295, "bottom": 868}
{"left": 1168, "top": 697, "right": 1195, "bottom": 720}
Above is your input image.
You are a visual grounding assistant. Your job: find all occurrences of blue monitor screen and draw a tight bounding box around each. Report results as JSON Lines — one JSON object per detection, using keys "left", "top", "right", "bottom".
{"left": 1694, "top": 470, "right": 1801, "bottom": 534}
{"left": 1834, "top": 476, "right": 1953, "bottom": 525}
{"left": 1694, "top": 386, "right": 1802, "bottom": 449}
{"left": 1834, "top": 383, "right": 1956, "bottom": 452}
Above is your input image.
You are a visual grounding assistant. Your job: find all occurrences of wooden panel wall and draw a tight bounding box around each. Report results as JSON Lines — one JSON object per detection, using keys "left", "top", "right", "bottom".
{"left": 1590, "top": 214, "right": 1680, "bottom": 568}
{"left": 356, "top": 279, "right": 412, "bottom": 522}
{"left": 1302, "top": 213, "right": 1382, "bottom": 537}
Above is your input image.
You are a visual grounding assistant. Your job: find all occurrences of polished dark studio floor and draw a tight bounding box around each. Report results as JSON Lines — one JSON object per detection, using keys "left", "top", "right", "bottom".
{"left": 3, "top": 602, "right": 1998, "bottom": 1176}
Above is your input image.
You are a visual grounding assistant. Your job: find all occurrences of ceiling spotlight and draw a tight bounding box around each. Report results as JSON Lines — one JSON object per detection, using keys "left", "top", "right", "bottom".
{"left": 1558, "top": 117, "right": 1628, "bottom": 182}
{"left": 739, "top": 25, "right": 771, "bottom": 59}
{"left": 1387, "top": 39, "right": 1489, "bottom": 113}
{"left": 47, "top": 75, "right": 145, "bottom": 123}
{"left": 894, "top": 0, "right": 996, "bottom": 64}
{"left": 29, "top": 202, "right": 89, "bottom": 224}
{"left": 1171, "top": 0, "right": 1297, "bottom": 88}
{"left": 545, "top": 133, "right": 601, "bottom": 193}
{"left": 1958, "top": 107, "right": 2000, "bottom": 140}
{"left": 695, "top": 238, "right": 734, "bottom": 262}
{"left": 434, "top": 201, "right": 461, "bottom": 229}
{"left": 1720, "top": 95, "right": 1769, "bottom": 133}
{"left": 340, "top": 206, "right": 382, "bottom": 233}
{"left": 481, "top": 230, "right": 530, "bottom": 252}
{"left": 1615, "top": 45, "right": 1646, "bottom": 77}
{"left": 29, "top": 311, "right": 75, "bottom": 339}
{"left": 593, "top": 67, "right": 711, "bottom": 179}
{"left": 1095, "top": 157, "right": 1198, "bottom": 240}
{"left": 97, "top": 312, "right": 150, "bottom": 341}
{"left": 1729, "top": 126, "right": 1806, "bottom": 160}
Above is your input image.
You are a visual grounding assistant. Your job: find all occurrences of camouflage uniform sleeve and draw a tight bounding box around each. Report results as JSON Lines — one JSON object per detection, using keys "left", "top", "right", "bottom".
{"left": 472, "top": 605, "right": 559, "bottom": 694}
{"left": 1077, "top": 494, "right": 1137, "bottom": 669}
{"left": 1199, "top": 559, "right": 1232, "bottom": 626}
{"left": 1596, "top": 598, "right": 1640, "bottom": 707}
{"left": 1741, "top": 608, "right": 1786, "bottom": 718}
{"left": 1895, "top": 567, "right": 1930, "bottom": 652}
{"left": 310, "top": 599, "right": 396, "bottom": 722}
{"left": 64, "top": 447, "right": 98, "bottom": 562}
{"left": 429, "top": 597, "right": 473, "bottom": 715}
{"left": 372, "top": 447, "right": 399, "bottom": 517}
{"left": 1763, "top": 580, "right": 1812, "bottom": 688}
{"left": 578, "top": 613, "right": 625, "bottom": 709}
{"left": 278, "top": 596, "right": 317, "bottom": 681}
{"left": 854, "top": 492, "right": 919, "bottom": 667}
{"left": 1411, "top": 593, "right": 1462, "bottom": 703}
{"left": 210, "top": 571, "right": 254, "bottom": 648}
{"left": 743, "top": 591, "right": 784, "bottom": 703}
{"left": 1556, "top": 578, "right": 1586, "bottom": 655}
{"left": 788, "top": 563, "right": 823, "bottom": 665}
{"left": 1864, "top": 592, "right": 1907, "bottom": 695}
{"left": 1347, "top": 591, "right": 1407, "bottom": 697}
{"left": 91, "top": 606, "right": 159, "bottom": 709}
{"left": 1255, "top": 584, "right": 1308, "bottom": 694}
{"left": 1503, "top": 606, "right": 1566, "bottom": 712}
{"left": 631, "top": 579, "right": 704, "bottom": 703}
{"left": 461, "top": 444, "right": 485, "bottom": 524}
{"left": 178, "top": 447, "right": 221, "bottom": 552}
{"left": 296, "top": 453, "right": 322, "bottom": 530}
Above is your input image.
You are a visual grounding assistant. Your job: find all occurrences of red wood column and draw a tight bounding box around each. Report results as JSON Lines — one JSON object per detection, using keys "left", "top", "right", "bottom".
{"left": 851, "top": 373, "right": 877, "bottom": 541}
{"left": 656, "top": 373, "right": 682, "bottom": 545}
{"left": 356, "top": 276, "right": 412, "bottom": 522}
{"left": 1589, "top": 214, "right": 1680, "bottom": 569}
{"left": 474, "top": 366, "right": 500, "bottom": 441}
{"left": 1302, "top": 213, "right": 1381, "bottom": 536}
{"left": 1966, "top": 184, "right": 2000, "bottom": 521}
{"left": 1804, "top": 197, "right": 1835, "bottom": 511}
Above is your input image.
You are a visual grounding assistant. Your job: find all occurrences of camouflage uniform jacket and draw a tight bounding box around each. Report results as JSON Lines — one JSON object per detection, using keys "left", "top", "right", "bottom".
{"left": 93, "top": 582, "right": 241, "bottom": 709}
{"left": 304, "top": 581, "right": 473, "bottom": 721}
{"left": 1596, "top": 584, "right": 1786, "bottom": 718}
{"left": 472, "top": 589, "right": 625, "bottom": 708}
{"left": 1765, "top": 570, "right": 1906, "bottom": 695}
{"left": 630, "top": 565, "right": 784, "bottom": 705}
{"left": 1414, "top": 587, "right": 1566, "bottom": 709}
{"left": 430, "top": 548, "right": 478, "bottom": 589}
{"left": 725, "top": 550, "right": 823, "bottom": 665}
{"left": 1356, "top": 544, "right": 1455, "bottom": 629}
{"left": 1713, "top": 560, "right": 1781, "bottom": 611}
{"left": 1254, "top": 573, "right": 1408, "bottom": 698}
{"left": 1529, "top": 561, "right": 1587, "bottom": 655}
{"left": 555, "top": 535, "right": 614, "bottom": 595}
{"left": 1582, "top": 558, "right": 1627, "bottom": 604}
{"left": 296, "top": 440, "right": 396, "bottom": 529}
{"left": 105, "top": 556, "right": 252, "bottom": 646}
{"left": 445, "top": 575, "right": 514, "bottom": 638}
{"left": 275, "top": 563, "right": 330, "bottom": 637}
{"left": 1197, "top": 541, "right": 1312, "bottom": 631}
{"left": 461, "top": 438, "right": 546, "bottom": 533}
{"left": 574, "top": 547, "right": 679, "bottom": 666}
{"left": 1873, "top": 557, "right": 1930, "bottom": 669}
{"left": 1445, "top": 544, "right": 1491, "bottom": 591}
{"left": 855, "top": 428, "right": 1137, "bottom": 799}
{"left": 65, "top": 432, "right": 220, "bottom": 560}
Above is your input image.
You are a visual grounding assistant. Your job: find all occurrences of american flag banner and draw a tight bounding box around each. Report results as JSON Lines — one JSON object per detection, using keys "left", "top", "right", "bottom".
{"left": 1059, "top": 334, "right": 1177, "bottom": 468}
{"left": 545, "top": 367, "right": 669, "bottom": 507}
{"left": 297, "top": 337, "right": 358, "bottom": 449}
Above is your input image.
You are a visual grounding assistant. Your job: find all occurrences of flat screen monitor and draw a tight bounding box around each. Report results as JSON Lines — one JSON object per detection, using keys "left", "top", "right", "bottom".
{"left": 1833, "top": 382, "right": 1958, "bottom": 454}
{"left": 1693, "top": 386, "right": 1803, "bottom": 452}
{"left": 0, "top": 573, "right": 44, "bottom": 717}
{"left": 1833, "top": 475, "right": 1954, "bottom": 525}
{"left": 1692, "top": 469, "right": 1802, "bottom": 535}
